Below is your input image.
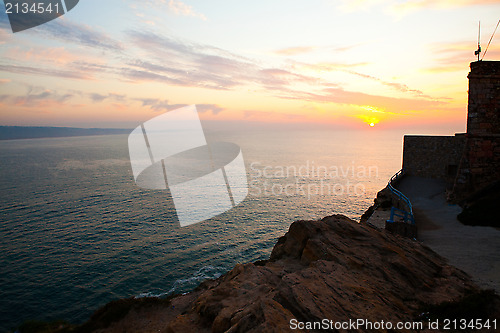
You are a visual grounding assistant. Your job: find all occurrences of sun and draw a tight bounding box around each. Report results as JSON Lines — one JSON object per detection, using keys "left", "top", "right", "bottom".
{"left": 356, "top": 113, "right": 380, "bottom": 128}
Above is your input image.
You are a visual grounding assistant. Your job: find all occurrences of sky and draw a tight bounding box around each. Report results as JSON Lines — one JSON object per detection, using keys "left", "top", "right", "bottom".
{"left": 0, "top": 0, "right": 499, "bottom": 133}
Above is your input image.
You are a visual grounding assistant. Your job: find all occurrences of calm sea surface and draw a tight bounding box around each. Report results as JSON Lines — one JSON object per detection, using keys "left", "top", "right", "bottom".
{"left": 0, "top": 129, "right": 403, "bottom": 332}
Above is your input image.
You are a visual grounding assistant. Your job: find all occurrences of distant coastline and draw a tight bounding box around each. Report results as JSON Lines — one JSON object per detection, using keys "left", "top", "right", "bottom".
{"left": 0, "top": 126, "right": 131, "bottom": 141}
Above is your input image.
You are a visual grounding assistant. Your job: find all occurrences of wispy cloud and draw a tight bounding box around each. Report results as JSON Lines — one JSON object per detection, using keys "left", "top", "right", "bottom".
{"left": 296, "top": 61, "right": 430, "bottom": 98}
{"left": 274, "top": 46, "right": 316, "bottom": 56}
{"left": 0, "top": 89, "right": 73, "bottom": 108}
{"left": 390, "top": 0, "right": 500, "bottom": 15}
{"left": 135, "top": 98, "right": 224, "bottom": 114}
{"left": 197, "top": 104, "right": 224, "bottom": 115}
{"left": 0, "top": 64, "right": 93, "bottom": 80}
{"left": 123, "top": 29, "right": 447, "bottom": 116}
{"left": 0, "top": 20, "right": 448, "bottom": 121}
{"left": 287, "top": 86, "right": 445, "bottom": 114}
{"left": 274, "top": 44, "right": 363, "bottom": 56}
{"left": 340, "top": 0, "right": 499, "bottom": 13}
{"left": 0, "top": 85, "right": 225, "bottom": 117}
{"left": 344, "top": 69, "right": 428, "bottom": 97}
{"left": 4, "top": 46, "right": 79, "bottom": 65}
{"left": 88, "top": 92, "right": 126, "bottom": 103}
{"left": 135, "top": 98, "right": 186, "bottom": 111}
{"left": 297, "top": 61, "right": 369, "bottom": 71}
{"left": 141, "top": 0, "right": 207, "bottom": 20}
{"left": 36, "top": 19, "right": 123, "bottom": 51}
{"left": 422, "top": 41, "right": 484, "bottom": 73}
{"left": 168, "top": 0, "right": 207, "bottom": 20}
{"left": 125, "top": 30, "right": 264, "bottom": 89}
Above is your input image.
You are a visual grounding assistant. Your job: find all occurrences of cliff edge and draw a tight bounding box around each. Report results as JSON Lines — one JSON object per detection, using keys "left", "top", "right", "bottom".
{"left": 68, "top": 215, "right": 498, "bottom": 333}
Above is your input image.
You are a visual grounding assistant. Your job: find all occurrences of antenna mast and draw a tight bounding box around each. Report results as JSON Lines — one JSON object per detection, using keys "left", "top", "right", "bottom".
{"left": 475, "top": 21, "right": 481, "bottom": 61}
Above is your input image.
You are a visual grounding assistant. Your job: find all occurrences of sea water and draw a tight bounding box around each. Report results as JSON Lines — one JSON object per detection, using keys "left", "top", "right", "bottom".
{"left": 0, "top": 128, "right": 403, "bottom": 331}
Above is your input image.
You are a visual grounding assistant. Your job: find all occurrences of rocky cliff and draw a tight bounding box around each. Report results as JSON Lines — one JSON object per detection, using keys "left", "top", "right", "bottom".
{"left": 68, "top": 215, "right": 499, "bottom": 333}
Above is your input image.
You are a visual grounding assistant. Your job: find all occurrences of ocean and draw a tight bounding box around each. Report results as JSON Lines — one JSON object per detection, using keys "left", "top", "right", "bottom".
{"left": 0, "top": 128, "right": 403, "bottom": 332}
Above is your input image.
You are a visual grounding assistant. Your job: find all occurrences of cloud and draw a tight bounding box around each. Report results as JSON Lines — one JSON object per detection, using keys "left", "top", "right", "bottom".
{"left": 340, "top": 0, "right": 499, "bottom": 14}
{"left": 0, "top": 89, "right": 73, "bottom": 108}
{"left": 125, "top": 30, "right": 263, "bottom": 89}
{"left": 135, "top": 98, "right": 185, "bottom": 111}
{"left": 197, "top": 104, "right": 224, "bottom": 115}
{"left": 296, "top": 61, "right": 430, "bottom": 98}
{"left": 390, "top": 0, "right": 500, "bottom": 15}
{"left": 343, "top": 69, "right": 428, "bottom": 96}
{"left": 88, "top": 92, "right": 127, "bottom": 103}
{"left": 421, "top": 41, "right": 486, "bottom": 73}
{"left": 0, "top": 26, "right": 11, "bottom": 44}
{"left": 36, "top": 19, "right": 123, "bottom": 51}
{"left": 0, "top": 21, "right": 445, "bottom": 119}
{"left": 89, "top": 93, "right": 107, "bottom": 103}
{"left": 109, "top": 93, "right": 126, "bottom": 102}
{"left": 0, "top": 64, "right": 93, "bottom": 80}
{"left": 274, "top": 46, "right": 316, "bottom": 56}
{"left": 125, "top": 29, "right": 346, "bottom": 95}
{"left": 257, "top": 68, "right": 319, "bottom": 89}
{"left": 4, "top": 46, "right": 79, "bottom": 65}
{"left": 168, "top": 0, "right": 207, "bottom": 20}
{"left": 298, "top": 87, "right": 446, "bottom": 113}
{"left": 274, "top": 44, "right": 364, "bottom": 57}
{"left": 124, "top": 29, "right": 443, "bottom": 113}
{"left": 0, "top": 84, "right": 226, "bottom": 117}
{"left": 297, "top": 61, "right": 369, "bottom": 71}
{"left": 135, "top": 98, "right": 224, "bottom": 115}
{"left": 338, "top": 0, "right": 388, "bottom": 12}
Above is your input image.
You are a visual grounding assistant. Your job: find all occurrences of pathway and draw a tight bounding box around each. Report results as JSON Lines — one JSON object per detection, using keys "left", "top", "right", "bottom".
{"left": 396, "top": 176, "right": 500, "bottom": 293}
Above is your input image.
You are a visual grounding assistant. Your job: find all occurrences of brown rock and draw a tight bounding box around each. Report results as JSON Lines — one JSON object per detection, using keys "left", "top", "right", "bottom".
{"left": 89, "top": 215, "right": 498, "bottom": 333}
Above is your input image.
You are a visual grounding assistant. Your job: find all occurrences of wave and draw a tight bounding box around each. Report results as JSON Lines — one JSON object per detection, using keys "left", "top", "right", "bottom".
{"left": 135, "top": 265, "right": 227, "bottom": 299}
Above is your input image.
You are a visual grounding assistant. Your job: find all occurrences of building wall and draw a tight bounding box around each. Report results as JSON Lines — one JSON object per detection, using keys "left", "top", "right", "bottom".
{"left": 402, "top": 135, "right": 465, "bottom": 181}
{"left": 453, "top": 61, "right": 500, "bottom": 200}
{"left": 466, "top": 61, "right": 500, "bottom": 135}
{"left": 401, "top": 61, "right": 500, "bottom": 201}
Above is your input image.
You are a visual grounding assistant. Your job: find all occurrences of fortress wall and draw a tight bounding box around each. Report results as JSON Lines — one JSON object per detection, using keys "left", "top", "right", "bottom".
{"left": 453, "top": 61, "right": 500, "bottom": 200}
{"left": 467, "top": 61, "right": 500, "bottom": 136}
{"left": 402, "top": 135, "right": 465, "bottom": 182}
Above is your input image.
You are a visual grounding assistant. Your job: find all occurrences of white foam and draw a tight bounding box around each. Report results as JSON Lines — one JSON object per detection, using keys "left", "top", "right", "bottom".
{"left": 135, "top": 265, "right": 226, "bottom": 299}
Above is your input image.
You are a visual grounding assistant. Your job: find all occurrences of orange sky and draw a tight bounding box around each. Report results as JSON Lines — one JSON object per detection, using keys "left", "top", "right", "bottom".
{"left": 0, "top": 0, "right": 499, "bottom": 133}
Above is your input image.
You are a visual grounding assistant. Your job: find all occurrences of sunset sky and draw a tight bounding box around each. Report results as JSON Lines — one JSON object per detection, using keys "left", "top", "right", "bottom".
{"left": 0, "top": 0, "right": 499, "bottom": 132}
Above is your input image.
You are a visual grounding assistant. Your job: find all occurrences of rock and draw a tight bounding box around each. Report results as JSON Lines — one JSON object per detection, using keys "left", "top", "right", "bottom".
{"left": 457, "top": 181, "right": 500, "bottom": 227}
{"left": 375, "top": 186, "right": 393, "bottom": 209}
{"left": 359, "top": 204, "right": 375, "bottom": 223}
{"left": 84, "top": 214, "right": 499, "bottom": 333}
{"left": 385, "top": 221, "right": 418, "bottom": 238}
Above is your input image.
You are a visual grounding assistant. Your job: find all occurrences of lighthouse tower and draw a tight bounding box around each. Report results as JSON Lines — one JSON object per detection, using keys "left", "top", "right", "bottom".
{"left": 453, "top": 61, "right": 500, "bottom": 200}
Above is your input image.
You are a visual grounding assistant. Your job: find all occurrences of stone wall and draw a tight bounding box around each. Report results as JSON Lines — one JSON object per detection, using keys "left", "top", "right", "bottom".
{"left": 466, "top": 61, "right": 500, "bottom": 136}
{"left": 402, "top": 135, "right": 465, "bottom": 183}
{"left": 454, "top": 136, "right": 500, "bottom": 199}
{"left": 452, "top": 61, "right": 500, "bottom": 201}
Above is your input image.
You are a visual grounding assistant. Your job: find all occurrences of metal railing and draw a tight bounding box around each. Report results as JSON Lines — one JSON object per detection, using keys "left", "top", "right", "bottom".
{"left": 386, "top": 169, "right": 415, "bottom": 225}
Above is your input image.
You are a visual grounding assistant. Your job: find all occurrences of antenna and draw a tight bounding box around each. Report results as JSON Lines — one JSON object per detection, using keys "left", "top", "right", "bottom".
{"left": 481, "top": 18, "right": 500, "bottom": 61}
{"left": 474, "top": 21, "right": 481, "bottom": 61}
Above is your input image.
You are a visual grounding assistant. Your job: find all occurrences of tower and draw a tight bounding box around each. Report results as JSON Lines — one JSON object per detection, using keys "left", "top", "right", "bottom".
{"left": 453, "top": 61, "right": 500, "bottom": 201}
